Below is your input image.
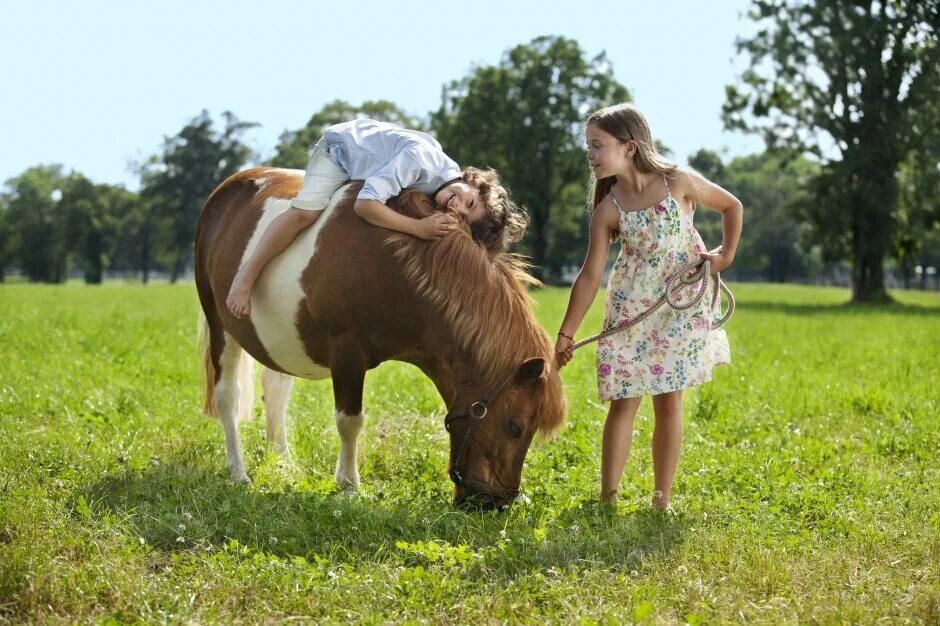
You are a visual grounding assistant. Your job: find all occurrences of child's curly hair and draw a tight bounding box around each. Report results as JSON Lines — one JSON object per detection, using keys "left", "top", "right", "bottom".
{"left": 462, "top": 167, "right": 528, "bottom": 255}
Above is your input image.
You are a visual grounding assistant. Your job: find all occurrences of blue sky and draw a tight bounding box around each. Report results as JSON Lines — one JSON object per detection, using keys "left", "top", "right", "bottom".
{"left": 1, "top": 0, "right": 764, "bottom": 190}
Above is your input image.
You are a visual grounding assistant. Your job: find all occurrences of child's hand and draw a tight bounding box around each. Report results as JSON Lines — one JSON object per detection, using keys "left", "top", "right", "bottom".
{"left": 554, "top": 335, "right": 574, "bottom": 369}
{"left": 414, "top": 213, "right": 459, "bottom": 240}
{"left": 699, "top": 246, "right": 733, "bottom": 274}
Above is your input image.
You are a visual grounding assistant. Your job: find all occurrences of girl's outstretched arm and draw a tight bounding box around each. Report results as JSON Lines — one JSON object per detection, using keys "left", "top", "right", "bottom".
{"left": 555, "top": 198, "right": 620, "bottom": 367}
{"left": 675, "top": 168, "right": 743, "bottom": 273}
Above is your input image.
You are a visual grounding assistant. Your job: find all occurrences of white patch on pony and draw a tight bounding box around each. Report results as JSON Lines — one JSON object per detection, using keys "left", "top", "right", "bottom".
{"left": 240, "top": 182, "right": 353, "bottom": 380}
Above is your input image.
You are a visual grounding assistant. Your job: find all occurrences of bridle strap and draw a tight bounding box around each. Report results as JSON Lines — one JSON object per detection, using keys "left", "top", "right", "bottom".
{"left": 444, "top": 372, "right": 516, "bottom": 491}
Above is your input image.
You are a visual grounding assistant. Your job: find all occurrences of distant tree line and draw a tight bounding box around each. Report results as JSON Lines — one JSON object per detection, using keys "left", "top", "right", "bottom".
{"left": 2, "top": 11, "right": 938, "bottom": 299}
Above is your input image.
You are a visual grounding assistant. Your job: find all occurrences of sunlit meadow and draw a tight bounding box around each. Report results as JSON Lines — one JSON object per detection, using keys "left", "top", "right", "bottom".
{"left": 0, "top": 283, "right": 937, "bottom": 623}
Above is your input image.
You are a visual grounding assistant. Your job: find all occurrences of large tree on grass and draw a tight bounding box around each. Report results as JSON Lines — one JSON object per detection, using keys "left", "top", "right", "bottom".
{"left": 724, "top": 0, "right": 939, "bottom": 301}
{"left": 1, "top": 165, "right": 70, "bottom": 283}
{"left": 430, "top": 36, "right": 629, "bottom": 278}
{"left": 140, "top": 110, "right": 256, "bottom": 282}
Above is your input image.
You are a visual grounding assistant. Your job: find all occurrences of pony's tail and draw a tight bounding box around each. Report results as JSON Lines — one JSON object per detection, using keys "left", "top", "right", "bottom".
{"left": 199, "top": 313, "right": 255, "bottom": 421}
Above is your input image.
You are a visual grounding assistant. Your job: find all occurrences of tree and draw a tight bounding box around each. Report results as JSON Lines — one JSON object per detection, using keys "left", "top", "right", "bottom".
{"left": 431, "top": 36, "right": 630, "bottom": 278}
{"left": 724, "top": 0, "right": 940, "bottom": 301}
{"left": 58, "top": 174, "right": 137, "bottom": 284}
{"left": 270, "top": 100, "right": 419, "bottom": 169}
{"left": 140, "top": 110, "right": 256, "bottom": 282}
{"left": 1, "top": 165, "right": 70, "bottom": 283}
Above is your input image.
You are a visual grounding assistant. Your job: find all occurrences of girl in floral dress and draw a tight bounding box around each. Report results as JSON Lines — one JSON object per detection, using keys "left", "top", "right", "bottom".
{"left": 555, "top": 104, "right": 742, "bottom": 509}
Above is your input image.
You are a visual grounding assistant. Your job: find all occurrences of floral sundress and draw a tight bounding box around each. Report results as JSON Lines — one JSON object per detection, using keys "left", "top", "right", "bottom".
{"left": 597, "top": 177, "right": 730, "bottom": 400}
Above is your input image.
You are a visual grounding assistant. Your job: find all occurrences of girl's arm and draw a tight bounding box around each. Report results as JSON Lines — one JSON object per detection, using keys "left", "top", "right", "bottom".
{"left": 354, "top": 199, "right": 457, "bottom": 240}
{"left": 676, "top": 168, "right": 743, "bottom": 273}
{"left": 555, "top": 199, "right": 619, "bottom": 366}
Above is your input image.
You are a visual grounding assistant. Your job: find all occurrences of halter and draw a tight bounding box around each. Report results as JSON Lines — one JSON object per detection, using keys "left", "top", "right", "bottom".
{"left": 443, "top": 372, "right": 519, "bottom": 499}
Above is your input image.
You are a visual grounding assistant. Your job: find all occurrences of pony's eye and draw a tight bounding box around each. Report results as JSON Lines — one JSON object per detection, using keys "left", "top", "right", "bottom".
{"left": 506, "top": 420, "right": 523, "bottom": 438}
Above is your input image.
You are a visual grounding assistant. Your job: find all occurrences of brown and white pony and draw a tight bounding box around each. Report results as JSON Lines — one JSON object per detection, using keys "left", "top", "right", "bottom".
{"left": 195, "top": 168, "right": 566, "bottom": 508}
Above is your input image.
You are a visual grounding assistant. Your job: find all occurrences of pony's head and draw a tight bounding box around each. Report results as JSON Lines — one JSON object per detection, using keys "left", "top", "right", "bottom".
{"left": 390, "top": 190, "right": 566, "bottom": 509}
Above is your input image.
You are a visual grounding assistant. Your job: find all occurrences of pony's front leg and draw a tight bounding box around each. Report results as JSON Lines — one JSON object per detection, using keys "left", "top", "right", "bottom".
{"left": 330, "top": 344, "right": 367, "bottom": 490}
{"left": 261, "top": 367, "right": 293, "bottom": 456}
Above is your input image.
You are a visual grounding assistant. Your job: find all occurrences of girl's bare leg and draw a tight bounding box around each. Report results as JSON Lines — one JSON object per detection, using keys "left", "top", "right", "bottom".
{"left": 226, "top": 208, "right": 322, "bottom": 318}
{"left": 650, "top": 390, "right": 683, "bottom": 509}
{"left": 600, "top": 396, "right": 642, "bottom": 503}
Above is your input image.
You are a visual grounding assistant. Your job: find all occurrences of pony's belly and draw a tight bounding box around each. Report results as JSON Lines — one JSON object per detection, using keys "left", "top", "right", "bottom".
{"left": 242, "top": 191, "right": 344, "bottom": 381}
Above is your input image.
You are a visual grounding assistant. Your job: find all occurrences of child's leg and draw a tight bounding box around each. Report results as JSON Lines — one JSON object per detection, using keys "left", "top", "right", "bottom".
{"left": 227, "top": 139, "right": 348, "bottom": 319}
{"left": 600, "top": 396, "right": 642, "bottom": 503}
{"left": 226, "top": 208, "right": 322, "bottom": 318}
{"left": 650, "top": 390, "right": 683, "bottom": 509}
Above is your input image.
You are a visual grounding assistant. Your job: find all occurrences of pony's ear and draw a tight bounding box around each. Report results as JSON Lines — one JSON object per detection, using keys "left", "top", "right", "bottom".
{"left": 515, "top": 357, "right": 545, "bottom": 385}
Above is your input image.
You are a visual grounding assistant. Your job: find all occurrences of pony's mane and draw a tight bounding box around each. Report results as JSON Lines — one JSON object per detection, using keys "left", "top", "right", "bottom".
{"left": 388, "top": 189, "right": 564, "bottom": 433}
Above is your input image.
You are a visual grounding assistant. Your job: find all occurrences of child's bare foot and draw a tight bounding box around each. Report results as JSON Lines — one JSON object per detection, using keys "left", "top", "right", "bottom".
{"left": 226, "top": 273, "right": 253, "bottom": 319}
{"left": 600, "top": 488, "right": 619, "bottom": 506}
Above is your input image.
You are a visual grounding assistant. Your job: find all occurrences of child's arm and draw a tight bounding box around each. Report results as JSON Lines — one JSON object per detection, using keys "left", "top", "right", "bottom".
{"left": 676, "top": 169, "right": 743, "bottom": 273}
{"left": 555, "top": 199, "right": 620, "bottom": 367}
{"left": 354, "top": 199, "right": 458, "bottom": 240}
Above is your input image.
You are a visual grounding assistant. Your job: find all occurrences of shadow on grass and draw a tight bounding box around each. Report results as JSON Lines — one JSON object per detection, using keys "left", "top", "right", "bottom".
{"left": 83, "top": 461, "right": 686, "bottom": 574}
{"left": 735, "top": 299, "right": 939, "bottom": 316}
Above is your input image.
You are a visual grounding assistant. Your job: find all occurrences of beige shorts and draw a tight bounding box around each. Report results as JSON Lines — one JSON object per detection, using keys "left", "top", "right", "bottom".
{"left": 290, "top": 138, "right": 350, "bottom": 210}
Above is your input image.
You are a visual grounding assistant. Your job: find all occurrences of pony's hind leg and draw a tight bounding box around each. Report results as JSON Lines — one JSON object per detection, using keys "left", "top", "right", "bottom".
{"left": 216, "top": 333, "right": 253, "bottom": 483}
{"left": 261, "top": 366, "right": 293, "bottom": 456}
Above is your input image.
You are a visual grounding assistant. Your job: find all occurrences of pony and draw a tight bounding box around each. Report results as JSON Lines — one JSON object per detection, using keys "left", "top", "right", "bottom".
{"left": 194, "top": 167, "right": 566, "bottom": 508}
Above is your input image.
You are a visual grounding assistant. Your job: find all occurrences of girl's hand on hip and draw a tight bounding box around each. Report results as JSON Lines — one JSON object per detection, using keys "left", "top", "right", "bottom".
{"left": 700, "top": 246, "right": 732, "bottom": 274}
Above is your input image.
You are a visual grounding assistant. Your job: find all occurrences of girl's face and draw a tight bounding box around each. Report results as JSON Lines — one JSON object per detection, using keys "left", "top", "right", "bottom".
{"left": 585, "top": 124, "right": 634, "bottom": 178}
{"left": 434, "top": 181, "right": 486, "bottom": 225}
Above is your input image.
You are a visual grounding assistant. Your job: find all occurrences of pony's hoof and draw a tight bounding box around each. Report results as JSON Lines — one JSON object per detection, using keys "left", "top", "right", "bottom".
{"left": 334, "top": 464, "right": 360, "bottom": 491}
{"left": 335, "top": 476, "right": 360, "bottom": 491}
{"left": 230, "top": 470, "right": 252, "bottom": 485}
{"left": 337, "top": 486, "right": 359, "bottom": 499}
{"left": 514, "top": 493, "right": 532, "bottom": 505}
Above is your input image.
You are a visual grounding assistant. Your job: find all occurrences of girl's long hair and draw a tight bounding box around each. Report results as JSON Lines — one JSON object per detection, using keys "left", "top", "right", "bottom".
{"left": 586, "top": 103, "right": 678, "bottom": 209}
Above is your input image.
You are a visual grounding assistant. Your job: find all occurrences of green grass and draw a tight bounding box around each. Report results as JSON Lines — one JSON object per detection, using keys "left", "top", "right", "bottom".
{"left": 0, "top": 282, "right": 938, "bottom": 624}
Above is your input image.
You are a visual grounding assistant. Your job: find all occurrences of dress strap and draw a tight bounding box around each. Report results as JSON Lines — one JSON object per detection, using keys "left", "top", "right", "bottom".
{"left": 662, "top": 173, "right": 672, "bottom": 199}
{"left": 610, "top": 193, "right": 623, "bottom": 212}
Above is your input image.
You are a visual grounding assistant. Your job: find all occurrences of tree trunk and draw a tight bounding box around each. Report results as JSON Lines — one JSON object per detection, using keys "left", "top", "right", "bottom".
{"left": 170, "top": 246, "right": 187, "bottom": 284}
{"left": 141, "top": 223, "right": 151, "bottom": 285}
{"left": 852, "top": 251, "right": 890, "bottom": 301}
{"left": 849, "top": 131, "right": 899, "bottom": 302}
{"left": 84, "top": 233, "right": 104, "bottom": 284}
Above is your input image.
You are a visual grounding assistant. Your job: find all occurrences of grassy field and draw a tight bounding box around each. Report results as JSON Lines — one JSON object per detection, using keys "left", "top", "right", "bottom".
{"left": 0, "top": 282, "right": 937, "bottom": 624}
